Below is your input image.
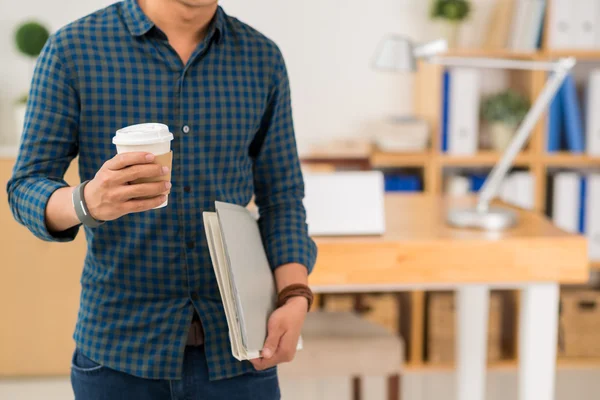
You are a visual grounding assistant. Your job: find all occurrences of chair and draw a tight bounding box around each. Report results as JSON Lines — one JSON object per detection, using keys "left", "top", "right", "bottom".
{"left": 278, "top": 311, "right": 404, "bottom": 400}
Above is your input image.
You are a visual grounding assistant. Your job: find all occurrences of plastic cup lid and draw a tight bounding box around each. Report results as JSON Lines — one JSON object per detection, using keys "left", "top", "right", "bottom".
{"left": 113, "top": 123, "right": 174, "bottom": 145}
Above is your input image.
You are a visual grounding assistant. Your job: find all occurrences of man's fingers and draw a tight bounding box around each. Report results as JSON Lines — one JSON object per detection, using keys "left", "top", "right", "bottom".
{"left": 250, "top": 356, "right": 277, "bottom": 371}
{"left": 115, "top": 181, "right": 171, "bottom": 201}
{"left": 115, "top": 163, "right": 169, "bottom": 185}
{"left": 261, "top": 322, "right": 284, "bottom": 360}
{"left": 105, "top": 152, "right": 155, "bottom": 171}
{"left": 123, "top": 195, "right": 167, "bottom": 213}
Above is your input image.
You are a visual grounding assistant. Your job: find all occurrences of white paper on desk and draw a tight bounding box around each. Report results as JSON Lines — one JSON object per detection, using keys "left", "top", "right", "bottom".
{"left": 303, "top": 171, "right": 385, "bottom": 236}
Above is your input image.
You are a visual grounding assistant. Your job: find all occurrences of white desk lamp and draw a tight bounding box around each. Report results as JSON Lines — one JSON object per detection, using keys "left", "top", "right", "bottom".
{"left": 374, "top": 35, "right": 576, "bottom": 230}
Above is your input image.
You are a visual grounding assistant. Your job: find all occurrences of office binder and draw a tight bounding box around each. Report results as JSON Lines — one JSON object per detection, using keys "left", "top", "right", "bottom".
{"left": 586, "top": 70, "right": 600, "bottom": 154}
{"left": 552, "top": 172, "right": 581, "bottom": 233}
{"left": 561, "top": 74, "right": 585, "bottom": 153}
{"left": 448, "top": 68, "right": 481, "bottom": 155}
{"left": 500, "top": 172, "right": 534, "bottom": 210}
{"left": 203, "top": 201, "right": 302, "bottom": 361}
{"left": 547, "top": 80, "right": 564, "bottom": 152}
{"left": 586, "top": 174, "right": 600, "bottom": 260}
{"left": 573, "top": 0, "right": 599, "bottom": 48}
{"left": 510, "top": 0, "right": 546, "bottom": 50}
{"left": 441, "top": 70, "right": 450, "bottom": 152}
{"left": 547, "top": 0, "right": 573, "bottom": 49}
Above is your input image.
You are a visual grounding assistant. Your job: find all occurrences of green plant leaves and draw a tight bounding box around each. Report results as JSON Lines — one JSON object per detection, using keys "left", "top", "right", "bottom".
{"left": 15, "top": 21, "right": 50, "bottom": 58}
{"left": 431, "top": 0, "right": 471, "bottom": 21}
{"left": 481, "top": 90, "right": 530, "bottom": 127}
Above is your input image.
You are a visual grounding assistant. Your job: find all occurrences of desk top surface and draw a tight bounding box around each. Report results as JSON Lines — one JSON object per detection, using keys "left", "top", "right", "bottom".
{"left": 314, "top": 194, "right": 572, "bottom": 243}
{"left": 310, "top": 194, "right": 588, "bottom": 288}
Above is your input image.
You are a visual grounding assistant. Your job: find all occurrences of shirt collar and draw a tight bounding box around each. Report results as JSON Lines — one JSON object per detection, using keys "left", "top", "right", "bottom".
{"left": 122, "top": 0, "right": 226, "bottom": 43}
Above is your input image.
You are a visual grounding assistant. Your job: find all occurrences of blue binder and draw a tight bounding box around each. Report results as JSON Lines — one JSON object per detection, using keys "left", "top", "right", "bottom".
{"left": 547, "top": 84, "right": 563, "bottom": 152}
{"left": 384, "top": 175, "right": 422, "bottom": 192}
{"left": 441, "top": 70, "right": 450, "bottom": 153}
{"left": 561, "top": 74, "right": 585, "bottom": 153}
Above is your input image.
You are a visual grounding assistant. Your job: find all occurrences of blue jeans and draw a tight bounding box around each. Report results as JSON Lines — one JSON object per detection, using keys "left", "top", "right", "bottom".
{"left": 70, "top": 347, "right": 280, "bottom": 400}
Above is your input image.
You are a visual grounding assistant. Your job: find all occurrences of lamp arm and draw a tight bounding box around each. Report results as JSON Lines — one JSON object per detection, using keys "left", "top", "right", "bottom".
{"left": 476, "top": 58, "right": 575, "bottom": 212}
{"left": 429, "top": 56, "right": 562, "bottom": 71}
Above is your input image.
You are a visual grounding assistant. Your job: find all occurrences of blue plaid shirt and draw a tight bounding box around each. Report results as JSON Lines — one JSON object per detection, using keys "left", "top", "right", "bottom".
{"left": 6, "top": 0, "right": 317, "bottom": 381}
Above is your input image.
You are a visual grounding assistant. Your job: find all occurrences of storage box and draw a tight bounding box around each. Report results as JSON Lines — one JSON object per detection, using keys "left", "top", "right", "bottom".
{"left": 323, "top": 293, "right": 400, "bottom": 334}
{"left": 559, "top": 289, "right": 600, "bottom": 358}
{"left": 426, "top": 291, "right": 503, "bottom": 363}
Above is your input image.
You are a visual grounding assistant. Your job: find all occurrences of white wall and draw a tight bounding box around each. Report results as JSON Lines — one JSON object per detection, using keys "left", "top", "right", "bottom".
{"left": 0, "top": 0, "right": 433, "bottom": 153}
{"left": 0, "top": 0, "right": 115, "bottom": 147}
{"left": 220, "top": 0, "right": 433, "bottom": 153}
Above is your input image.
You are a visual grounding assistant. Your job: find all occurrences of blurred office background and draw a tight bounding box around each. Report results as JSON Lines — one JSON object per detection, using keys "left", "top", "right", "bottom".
{"left": 3, "top": 0, "right": 600, "bottom": 399}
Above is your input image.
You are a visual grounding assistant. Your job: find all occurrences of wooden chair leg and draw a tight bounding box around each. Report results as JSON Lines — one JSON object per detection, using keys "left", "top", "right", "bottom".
{"left": 387, "top": 374, "right": 401, "bottom": 400}
{"left": 352, "top": 377, "right": 361, "bottom": 400}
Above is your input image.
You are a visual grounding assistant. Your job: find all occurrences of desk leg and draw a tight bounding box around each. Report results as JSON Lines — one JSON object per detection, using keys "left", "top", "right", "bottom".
{"left": 518, "top": 283, "right": 559, "bottom": 400}
{"left": 456, "top": 286, "right": 489, "bottom": 400}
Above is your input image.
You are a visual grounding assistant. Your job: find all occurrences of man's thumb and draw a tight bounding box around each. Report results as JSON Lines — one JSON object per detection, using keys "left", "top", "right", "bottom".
{"left": 262, "top": 324, "right": 283, "bottom": 359}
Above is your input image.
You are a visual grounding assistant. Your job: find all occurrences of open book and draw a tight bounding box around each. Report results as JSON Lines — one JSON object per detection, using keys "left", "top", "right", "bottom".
{"left": 203, "top": 201, "right": 302, "bottom": 361}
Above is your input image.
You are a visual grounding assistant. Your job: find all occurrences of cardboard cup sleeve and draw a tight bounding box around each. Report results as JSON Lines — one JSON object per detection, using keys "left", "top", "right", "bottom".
{"left": 131, "top": 151, "right": 173, "bottom": 196}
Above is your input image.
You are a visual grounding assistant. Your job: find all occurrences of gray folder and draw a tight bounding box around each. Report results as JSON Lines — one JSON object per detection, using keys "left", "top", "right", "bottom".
{"left": 214, "top": 201, "right": 277, "bottom": 353}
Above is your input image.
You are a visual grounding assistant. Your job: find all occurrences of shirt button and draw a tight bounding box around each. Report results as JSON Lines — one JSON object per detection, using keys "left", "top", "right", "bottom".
{"left": 187, "top": 241, "right": 195, "bottom": 249}
{"left": 192, "top": 293, "right": 200, "bottom": 301}
{"left": 182, "top": 125, "right": 190, "bottom": 133}
{"left": 184, "top": 186, "right": 191, "bottom": 193}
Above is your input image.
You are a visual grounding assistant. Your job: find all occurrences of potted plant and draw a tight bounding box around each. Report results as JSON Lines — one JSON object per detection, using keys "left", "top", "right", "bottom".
{"left": 481, "top": 89, "right": 530, "bottom": 151}
{"left": 430, "top": 0, "right": 471, "bottom": 48}
{"left": 13, "top": 21, "right": 50, "bottom": 143}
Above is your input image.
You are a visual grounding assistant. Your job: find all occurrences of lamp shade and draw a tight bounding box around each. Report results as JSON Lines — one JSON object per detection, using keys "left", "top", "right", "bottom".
{"left": 373, "top": 36, "right": 448, "bottom": 72}
{"left": 373, "top": 35, "right": 416, "bottom": 72}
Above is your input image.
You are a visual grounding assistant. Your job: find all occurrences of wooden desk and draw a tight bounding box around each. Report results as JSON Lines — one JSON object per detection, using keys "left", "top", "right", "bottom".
{"left": 309, "top": 194, "right": 588, "bottom": 400}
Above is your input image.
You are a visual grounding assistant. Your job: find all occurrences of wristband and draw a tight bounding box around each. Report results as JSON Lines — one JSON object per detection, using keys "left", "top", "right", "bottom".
{"left": 276, "top": 283, "right": 314, "bottom": 311}
{"left": 72, "top": 180, "right": 104, "bottom": 228}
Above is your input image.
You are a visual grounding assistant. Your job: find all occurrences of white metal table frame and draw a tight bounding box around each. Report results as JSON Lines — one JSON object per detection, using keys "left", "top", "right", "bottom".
{"left": 311, "top": 282, "right": 560, "bottom": 400}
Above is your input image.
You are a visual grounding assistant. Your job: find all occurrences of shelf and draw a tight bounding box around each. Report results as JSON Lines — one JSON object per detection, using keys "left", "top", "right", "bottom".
{"left": 543, "top": 153, "right": 600, "bottom": 167}
{"left": 440, "top": 152, "right": 531, "bottom": 167}
{"left": 440, "top": 48, "right": 600, "bottom": 61}
{"left": 443, "top": 49, "right": 540, "bottom": 60}
{"left": 370, "top": 151, "right": 430, "bottom": 168}
{"left": 542, "top": 50, "right": 600, "bottom": 60}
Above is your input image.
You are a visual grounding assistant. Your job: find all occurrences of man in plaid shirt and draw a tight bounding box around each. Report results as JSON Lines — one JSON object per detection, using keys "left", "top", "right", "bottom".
{"left": 6, "top": 0, "right": 317, "bottom": 398}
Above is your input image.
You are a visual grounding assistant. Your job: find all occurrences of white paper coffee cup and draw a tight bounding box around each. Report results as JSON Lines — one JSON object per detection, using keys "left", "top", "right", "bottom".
{"left": 113, "top": 123, "right": 174, "bottom": 209}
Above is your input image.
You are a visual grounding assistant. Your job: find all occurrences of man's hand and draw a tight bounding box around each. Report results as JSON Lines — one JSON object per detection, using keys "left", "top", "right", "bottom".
{"left": 84, "top": 152, "right": 170, "bottom": 221}
{"left": 250, "top": 296, "right": 308, "bottom": 371}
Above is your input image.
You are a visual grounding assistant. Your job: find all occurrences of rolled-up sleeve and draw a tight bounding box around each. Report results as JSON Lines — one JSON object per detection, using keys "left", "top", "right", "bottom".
{"left": 251, "top": 49, "right": 317, "bottom": 274}
{"left": 6, "top": 35, "right": 80, "bottom": 242}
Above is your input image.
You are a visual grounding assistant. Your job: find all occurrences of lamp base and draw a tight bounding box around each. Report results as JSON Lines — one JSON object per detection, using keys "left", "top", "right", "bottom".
{"left": 446, "top": 206, "right": 518, "bottom": 230}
